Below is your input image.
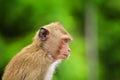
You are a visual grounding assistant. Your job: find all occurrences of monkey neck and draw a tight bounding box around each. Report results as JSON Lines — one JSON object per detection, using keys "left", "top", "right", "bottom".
{"left": 31, "top": 39, "right": 60, "bottom": 63}
{"left": 32, "top": 35, "right": 60, "bottom": 62}
{"left": 21, "top": 43, "right": 60, "bottom": 79}
{"left": 26, "top": 43, "right": 61, "bottom": 80}
{"left": 30, "top": 42, "right": 55, "bottom": 62}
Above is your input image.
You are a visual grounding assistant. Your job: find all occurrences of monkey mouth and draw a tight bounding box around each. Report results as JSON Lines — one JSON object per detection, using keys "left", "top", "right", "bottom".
{"left": 63, "top": 53, "right": 70, "bottom": 58}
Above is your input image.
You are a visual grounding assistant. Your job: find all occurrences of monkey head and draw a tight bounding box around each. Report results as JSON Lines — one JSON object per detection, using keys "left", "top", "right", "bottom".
{"left": 33, "top": 22, "right": 73, "bottom": 61}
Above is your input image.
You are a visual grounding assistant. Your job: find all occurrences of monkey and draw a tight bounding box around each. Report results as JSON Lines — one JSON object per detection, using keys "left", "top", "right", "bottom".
{"left": 2, "top": 22, "right": 73, "bottom": 80}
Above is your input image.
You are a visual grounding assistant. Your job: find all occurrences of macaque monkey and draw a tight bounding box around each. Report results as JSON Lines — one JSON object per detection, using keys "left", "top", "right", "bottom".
{"left": 2, "top": 22, "right": 73, "bottom": 80}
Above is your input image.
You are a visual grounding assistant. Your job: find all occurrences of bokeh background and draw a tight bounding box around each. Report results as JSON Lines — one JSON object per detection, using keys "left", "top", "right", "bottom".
{"left": 0, "top": 0, "right": 120, "bottom": 80}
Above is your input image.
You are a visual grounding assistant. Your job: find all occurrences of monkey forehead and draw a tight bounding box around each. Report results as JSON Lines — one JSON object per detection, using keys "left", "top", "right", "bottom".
{"left": 43, "top": 22, "right": 73, "bottom": 40}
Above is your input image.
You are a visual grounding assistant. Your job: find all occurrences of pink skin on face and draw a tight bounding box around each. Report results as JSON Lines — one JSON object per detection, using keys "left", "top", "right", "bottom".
{"left": 57, "top": 38, "right": 71, "bottom": 59}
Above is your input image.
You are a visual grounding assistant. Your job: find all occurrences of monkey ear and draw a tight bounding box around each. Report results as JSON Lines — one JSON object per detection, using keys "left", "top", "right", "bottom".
{"left": 39, "top": 28, "right": 49, "bottom": 41}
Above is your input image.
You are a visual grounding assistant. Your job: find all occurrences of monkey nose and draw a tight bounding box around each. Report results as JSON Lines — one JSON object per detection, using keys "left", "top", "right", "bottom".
{"left": 68, "top": 49, "right": 70, "bottom": 52}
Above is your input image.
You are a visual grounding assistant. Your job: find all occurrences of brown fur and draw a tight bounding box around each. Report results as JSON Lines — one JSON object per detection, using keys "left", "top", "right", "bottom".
{"left": 2, "top": 22, "right": 72, "bottom": 80}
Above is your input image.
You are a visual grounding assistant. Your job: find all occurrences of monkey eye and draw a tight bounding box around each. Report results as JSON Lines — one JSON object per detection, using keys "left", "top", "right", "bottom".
{"left": 64, "top": 38, "right": 70, "bottom": 43}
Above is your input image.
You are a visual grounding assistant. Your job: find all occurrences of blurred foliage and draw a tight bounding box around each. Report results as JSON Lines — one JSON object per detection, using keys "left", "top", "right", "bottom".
{"left": 0, "top": 0, "right": 120, "bottom": 80}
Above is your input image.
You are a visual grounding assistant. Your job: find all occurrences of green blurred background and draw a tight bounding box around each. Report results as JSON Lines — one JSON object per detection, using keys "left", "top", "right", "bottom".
{"left": 0, "top": 0, "right": 120, "bottom": 80}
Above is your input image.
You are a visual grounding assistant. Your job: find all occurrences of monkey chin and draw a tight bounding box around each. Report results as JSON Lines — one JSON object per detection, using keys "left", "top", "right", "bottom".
{"left": 59, "top": 52, "right": 70, "bottom": 60}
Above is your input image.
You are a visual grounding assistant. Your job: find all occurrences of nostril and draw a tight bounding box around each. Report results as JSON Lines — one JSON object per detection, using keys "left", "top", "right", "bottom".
{"left": 68, "top": 49, "right": 70, "bottom": 52}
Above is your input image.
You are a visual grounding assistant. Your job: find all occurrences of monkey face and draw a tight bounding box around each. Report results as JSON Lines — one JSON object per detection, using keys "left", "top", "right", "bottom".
{"left": 38, "top": 22, "right": 72, "bottom": 61}
{"left": 56, "top": 35, "right": 71, "bottom": 59}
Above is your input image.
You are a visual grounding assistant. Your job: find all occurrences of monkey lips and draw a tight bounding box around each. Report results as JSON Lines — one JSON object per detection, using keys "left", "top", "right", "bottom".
{"left": 63, "top": 53, "right": 70, "bottom": 59}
